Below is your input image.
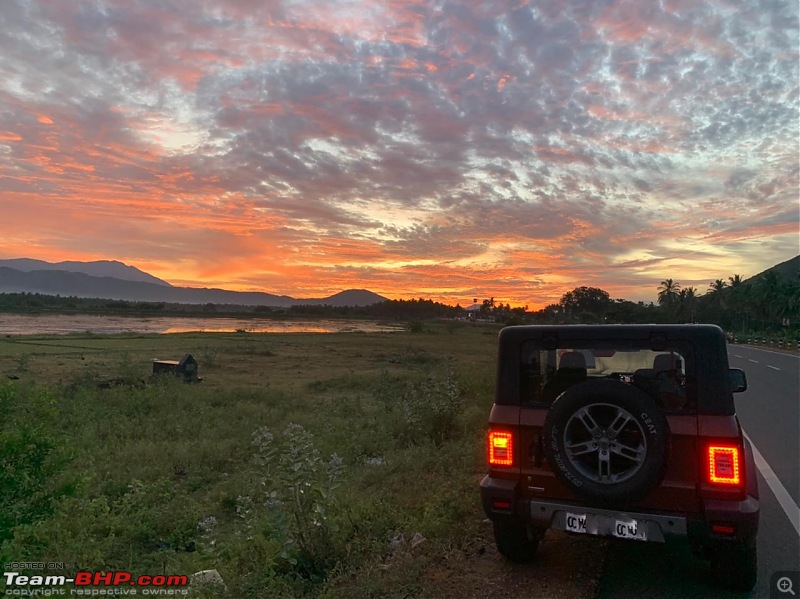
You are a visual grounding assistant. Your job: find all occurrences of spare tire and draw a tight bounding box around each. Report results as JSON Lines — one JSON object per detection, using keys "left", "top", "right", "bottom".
{"left": 543, "top": 378, "right": 670, "bottom": 506}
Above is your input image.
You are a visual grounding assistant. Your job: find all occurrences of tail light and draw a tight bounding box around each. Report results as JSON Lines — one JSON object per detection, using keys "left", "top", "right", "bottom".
{"left": 488, "top": 430, "right": 514, "bottom": 466}
{"left": 711, "top": 524, "right": 736, "bottom": 535}
{"left": 705, "top": 443, "right": 743, "bottom": 487}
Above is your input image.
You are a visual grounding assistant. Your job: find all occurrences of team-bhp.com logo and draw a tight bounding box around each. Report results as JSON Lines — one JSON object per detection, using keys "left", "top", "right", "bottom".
{"left": 3, "top": 571, "right": 189, "bottom": 596}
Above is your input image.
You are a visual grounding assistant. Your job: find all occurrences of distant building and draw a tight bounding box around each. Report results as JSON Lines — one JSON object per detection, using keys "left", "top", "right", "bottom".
{"left": 465, "top": 304, "right": 482, "bottom": 321}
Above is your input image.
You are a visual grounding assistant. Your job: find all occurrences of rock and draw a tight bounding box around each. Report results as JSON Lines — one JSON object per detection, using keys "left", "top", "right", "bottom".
{"left": 190, "top": 569, "right": 227, "bottom": 594}
{"left": 410, "top": 532, "right": 427, "bottom": 549}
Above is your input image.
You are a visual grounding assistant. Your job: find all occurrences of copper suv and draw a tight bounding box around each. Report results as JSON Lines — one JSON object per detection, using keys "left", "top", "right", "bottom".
{"left": 480, "top": 325, "right": 758, "bottom": 591}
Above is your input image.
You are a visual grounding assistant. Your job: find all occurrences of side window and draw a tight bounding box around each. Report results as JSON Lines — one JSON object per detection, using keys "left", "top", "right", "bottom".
{"left": 520, "top": 351, "right": 546, "bottom": 404}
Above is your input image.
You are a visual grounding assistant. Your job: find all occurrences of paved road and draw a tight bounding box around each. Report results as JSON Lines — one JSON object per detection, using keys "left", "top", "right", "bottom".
{"left": 732, "top": 346, "right": 800, "bottom": 507}
{"left": 596, "top": 345, "right": 800, "bottom": 598}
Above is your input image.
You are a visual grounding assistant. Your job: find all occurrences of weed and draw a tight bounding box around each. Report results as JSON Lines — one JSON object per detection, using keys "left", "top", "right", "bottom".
{"left": 374, "top": 365, "right": 464, "bottom": 446}
{"left": 233, "top": 424, "right": 345, "bottom": 581}
{"left": 0, "top": 383, "right": 75, "bottom": 547}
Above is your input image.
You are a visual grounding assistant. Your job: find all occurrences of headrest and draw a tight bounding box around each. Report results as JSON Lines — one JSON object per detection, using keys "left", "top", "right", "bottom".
{"left": 654, "top": 353, "right": 680, "bottom": 372}
{"left": 558, "top": 351, "right": 587, "bottom": 371}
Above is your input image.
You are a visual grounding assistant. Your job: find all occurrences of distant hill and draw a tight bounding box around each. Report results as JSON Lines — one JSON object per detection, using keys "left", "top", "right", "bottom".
{"left": 296, "top": 289, "right": 387, "bottom": 306}
{"left": 0, "top": 258, "right": 171, "bottom": 286}
{"left": 745, "top": 255, "right": 799, "bottom": 284}
{"left": 0, "top": 262, "right": 387, "bottom": 307}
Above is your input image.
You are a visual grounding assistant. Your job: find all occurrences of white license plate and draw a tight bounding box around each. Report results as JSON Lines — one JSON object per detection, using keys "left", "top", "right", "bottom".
{"left": 613, "top": 518, "right": 647, "bottom": 541}
{"left": 565, "top": 512, "right": 587, "bottom": 534}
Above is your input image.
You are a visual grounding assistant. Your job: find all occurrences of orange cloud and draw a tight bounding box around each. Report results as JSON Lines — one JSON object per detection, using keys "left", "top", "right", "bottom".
{"left": 0, "top": 0, "right": 794, "bottom": 310}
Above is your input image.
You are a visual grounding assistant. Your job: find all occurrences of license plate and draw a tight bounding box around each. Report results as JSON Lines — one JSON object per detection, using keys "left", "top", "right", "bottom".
{"left": 565, "top": 513, "right": 587, "bottom": 534}
{"left": 613, "top": 518, "right": 647, "bottom": 541}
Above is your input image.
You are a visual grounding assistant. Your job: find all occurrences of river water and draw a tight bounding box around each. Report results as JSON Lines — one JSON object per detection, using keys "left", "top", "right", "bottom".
{"left": 0, "top": 313, "right": 404, "bottom": 335}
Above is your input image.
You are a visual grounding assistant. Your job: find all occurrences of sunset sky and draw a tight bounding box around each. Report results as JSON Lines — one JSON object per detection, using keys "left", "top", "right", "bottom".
{"left": 0, "top": 0, "right": 797, "bottom": 308}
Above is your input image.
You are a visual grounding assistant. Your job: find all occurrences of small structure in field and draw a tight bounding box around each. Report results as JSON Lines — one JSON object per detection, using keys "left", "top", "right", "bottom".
{"left": 152, "top": 353, "right": 201, "bottom": 382}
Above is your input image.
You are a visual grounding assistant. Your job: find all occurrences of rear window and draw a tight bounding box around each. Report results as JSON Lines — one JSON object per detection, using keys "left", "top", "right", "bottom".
{"left": 520, "top": 340, "right": 696, "bottom": 413}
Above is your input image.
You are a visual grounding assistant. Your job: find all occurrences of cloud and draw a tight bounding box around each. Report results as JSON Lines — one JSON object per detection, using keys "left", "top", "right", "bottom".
{"left": 0, "top": 0, "right": 797, "bottom": 307}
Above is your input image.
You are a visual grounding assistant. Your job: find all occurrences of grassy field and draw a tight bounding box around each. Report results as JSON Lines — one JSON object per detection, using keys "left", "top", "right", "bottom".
{"left": 0, "top": 321, "right": 506, "bottom": 598}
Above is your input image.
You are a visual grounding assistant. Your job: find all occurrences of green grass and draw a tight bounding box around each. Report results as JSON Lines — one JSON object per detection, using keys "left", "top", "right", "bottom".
{"left": 0, "top": 323, "right": 501, "bottom": 597}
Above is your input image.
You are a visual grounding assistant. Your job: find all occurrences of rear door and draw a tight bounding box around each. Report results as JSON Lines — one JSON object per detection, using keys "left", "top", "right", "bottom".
{"left": 516, "top": 340, "right": 701, "bottom": 512}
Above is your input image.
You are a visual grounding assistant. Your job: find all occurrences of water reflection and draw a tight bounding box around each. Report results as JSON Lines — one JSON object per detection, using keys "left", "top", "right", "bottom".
{"left": 0, "top": 314, "right": 403, "bottom": 336}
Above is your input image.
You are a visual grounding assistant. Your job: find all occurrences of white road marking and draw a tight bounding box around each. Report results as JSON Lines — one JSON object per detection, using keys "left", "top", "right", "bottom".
{"left": 748, "top": 359, "right": 759, "bottom": 363}
{"left": 743, "top": 431, "right": 800, "bottom": 536}
{"left": 730, "top": 344, "right": 800, "bottom": 358}
{"left": 767, "top": 365, "right": 781, "bottom": 371}
{"left": 734, "top": 354, "right": 743, "bottom": 359}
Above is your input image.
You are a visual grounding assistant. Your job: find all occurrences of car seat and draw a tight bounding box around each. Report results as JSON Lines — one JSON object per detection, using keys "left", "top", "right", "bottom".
{"left": 541, "top": 351, "right": 587, "bottom": 404}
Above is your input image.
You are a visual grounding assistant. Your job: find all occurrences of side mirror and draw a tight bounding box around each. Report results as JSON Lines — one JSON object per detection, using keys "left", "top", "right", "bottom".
{"left": 729, "top": 368, "right": 747, "bottom": 393}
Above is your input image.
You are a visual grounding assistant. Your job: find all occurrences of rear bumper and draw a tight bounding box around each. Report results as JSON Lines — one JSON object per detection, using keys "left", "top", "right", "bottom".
{"left": 529, "top": 499, "right": 686, "bottom": 542}
{"left": 480, "top": 475, "right": 759, "bottom": 544}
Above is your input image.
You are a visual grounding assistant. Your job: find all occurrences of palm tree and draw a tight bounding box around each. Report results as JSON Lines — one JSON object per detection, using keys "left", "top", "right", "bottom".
{"left": 708, "top": 279, "right": 727, "bottom": 294}
{"left": 678, "top": 287, "right": 698, "bottom": 323}
{"left": 657, "top": 279, "right": 681, "bottom": 321}
{"left": 728, "top": 274, "right": 746, "bottom": 331}
{"left": 756, "top": 271, "right": 782, "bottom": 327}
{"left": 706, "top": 279, "right": 728, "bottom": 325}
{"left": 481, "top": 297, "right": 496, "bottom": 317}
{"left": 657, "top": 279, "right": 681, "bottom": 306}
{"left": 728, "top": 274, "right": 744, "bottom": 288}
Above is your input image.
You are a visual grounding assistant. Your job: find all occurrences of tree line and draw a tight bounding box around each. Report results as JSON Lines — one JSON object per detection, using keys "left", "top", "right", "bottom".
{"left": 0, "top": 292, "right": 464, "bottom": 321}
{"left": 1, "top": 266, "right": 797, "bottom": 338}
{"left": 654, "top": 270, "right": 798, "bottom": 334}
{"left": 513, "top": 269, "right": 797, "bottom": 338}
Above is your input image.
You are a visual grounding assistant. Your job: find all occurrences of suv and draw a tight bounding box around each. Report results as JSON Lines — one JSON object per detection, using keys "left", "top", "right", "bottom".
{"left": 480, "top": 325, "right": 758, "bottom": 591}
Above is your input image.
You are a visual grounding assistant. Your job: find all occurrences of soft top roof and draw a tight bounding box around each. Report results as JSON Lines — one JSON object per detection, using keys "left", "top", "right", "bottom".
{"left": 499, "top": 324, "right": 726, "bottom": 346}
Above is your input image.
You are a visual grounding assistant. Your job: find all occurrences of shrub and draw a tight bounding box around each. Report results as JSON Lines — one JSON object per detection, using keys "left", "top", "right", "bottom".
{"left": 233, "top": 424, "right": 345, "bottom": 581}
{"left": 405, "top": 320, "right": 425, "bottom": 334}
{"left": 0, "top": 383, "right": 74, "bottom": 547}
{"left": 374, "top": 366, "right": 463, "bottom": 447}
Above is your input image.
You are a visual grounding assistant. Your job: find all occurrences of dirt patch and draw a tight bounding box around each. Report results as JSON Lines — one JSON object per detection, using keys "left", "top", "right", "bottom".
{"left": 414, "top": 524, "right": 607, "bottom": 599}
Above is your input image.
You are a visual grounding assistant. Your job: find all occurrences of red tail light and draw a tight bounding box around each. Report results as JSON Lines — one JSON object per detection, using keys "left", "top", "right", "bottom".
{"left": 711, "top": 524, "right": 736, "bottom": 535}
{"left": 706, "top": 444, "right": 742, "bottom": 486}
{"left": 488, "top": 431, "right": 513, "bottom": 466}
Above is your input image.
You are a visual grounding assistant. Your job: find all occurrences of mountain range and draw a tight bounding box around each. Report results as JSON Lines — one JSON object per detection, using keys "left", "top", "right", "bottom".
{"left": 0, "top": 259, "right": 387, "bottom": 307}
{"left": 1, "top": 256, "right": 796, "bottom": 309}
